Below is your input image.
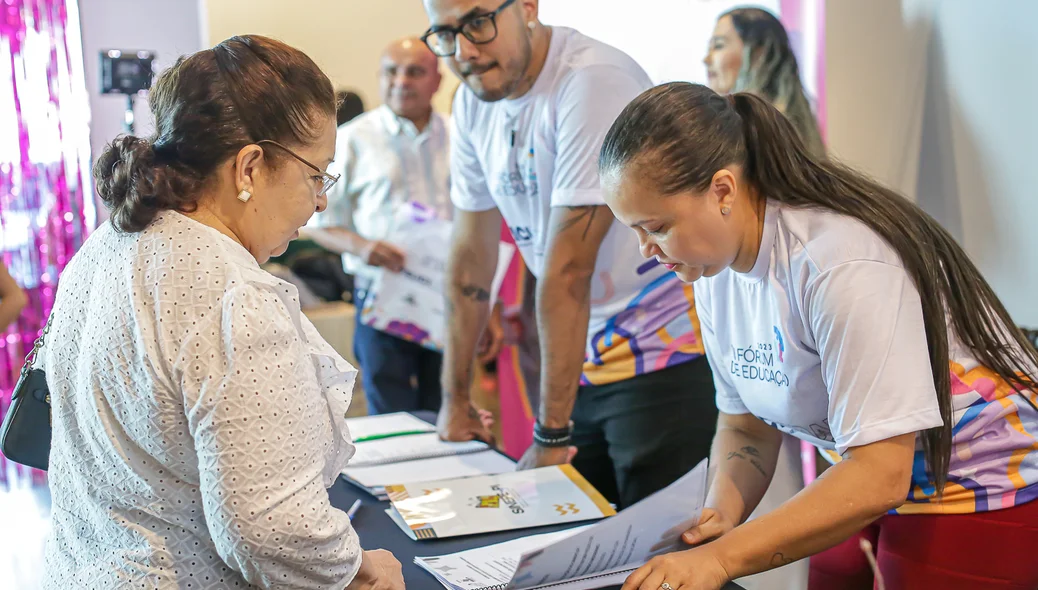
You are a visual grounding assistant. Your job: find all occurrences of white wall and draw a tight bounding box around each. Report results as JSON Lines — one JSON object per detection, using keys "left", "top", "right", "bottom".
{"left": 78, "top": 0, "right": 205, "bottom": 152}
{"left": 204, "top": 0, "right": 460, "bottom": 115}
{"left": 914, "top": 0, "right": 1038, "bottom": 327}
{"left": 77, "top": 0, "right": 205, "bottom": 220}
{"left": 827, "top": 0, "right": 1036, "bottom": 326}
{"left": 824, "top": 0, "right": 934, "bottom": 197}
{"left": 539, "top": 0, "right": 779, "bottom": 85}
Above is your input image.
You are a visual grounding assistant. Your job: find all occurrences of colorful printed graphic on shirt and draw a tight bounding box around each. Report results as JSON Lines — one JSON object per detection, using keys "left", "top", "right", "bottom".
{"left": 895, "top": 362, "right": 1038, "bottom": 514}
{"left": 773, "top": 326, "right": 785, "bottom": 362}
{"left": 494, "top": 144, "right": 538, "bottom": 198}
{"left": 581, "top": 262, "right": 704, "bottom": 385}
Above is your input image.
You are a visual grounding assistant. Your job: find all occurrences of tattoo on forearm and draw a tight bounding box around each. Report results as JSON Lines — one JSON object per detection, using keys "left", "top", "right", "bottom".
{"left": 556, "top": 206, "right": 598, "bottom": 240}
{"left": 749, "top": 458, "right": 768, "bottom": 477}
{"left": 741, "top": 445, "right": 761, "bottom": 458}
{"left": 458, "top": 284, "right": 491, "bottom": 302}
{"left": 770, "top": 552, "right": 795, "bottom": 567}
{"left": 726, "top": 448, "right": 768, "bottom": 477}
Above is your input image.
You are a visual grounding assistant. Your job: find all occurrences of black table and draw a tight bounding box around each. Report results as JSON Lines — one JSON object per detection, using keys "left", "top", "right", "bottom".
{"left": 329, "top": 412, "right": 744, "bottom": 589}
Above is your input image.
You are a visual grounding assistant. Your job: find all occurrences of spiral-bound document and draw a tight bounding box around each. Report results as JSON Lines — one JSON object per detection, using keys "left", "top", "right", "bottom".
{"left": 414, "top": 459, "right": 709, "bottom": 590}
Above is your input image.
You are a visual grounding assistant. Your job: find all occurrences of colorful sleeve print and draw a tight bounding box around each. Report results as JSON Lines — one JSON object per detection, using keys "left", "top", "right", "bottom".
{"left": 897, "top": 361, "right": 1038, "bottom": 515}
{"left": 580, "top": 264, "right": 705, "bottom": 386}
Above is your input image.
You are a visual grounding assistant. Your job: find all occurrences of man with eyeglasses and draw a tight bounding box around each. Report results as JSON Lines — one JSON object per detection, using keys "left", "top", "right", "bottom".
{"left": 306, "top": 38, "right": 456, "bottom": 416}
{"left": 423, "top": 0, "right": 719, "bottom": 508}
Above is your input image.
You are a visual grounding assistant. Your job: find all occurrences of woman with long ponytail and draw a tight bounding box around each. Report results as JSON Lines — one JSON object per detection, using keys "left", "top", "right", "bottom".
{"left": 600, "top": 83, "right": 1038, "bottom": 590}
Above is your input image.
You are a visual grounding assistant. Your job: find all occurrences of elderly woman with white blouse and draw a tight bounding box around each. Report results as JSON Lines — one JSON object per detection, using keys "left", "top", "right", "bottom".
{"left": 39, "top": 36, "right": 403, "bottom": 590}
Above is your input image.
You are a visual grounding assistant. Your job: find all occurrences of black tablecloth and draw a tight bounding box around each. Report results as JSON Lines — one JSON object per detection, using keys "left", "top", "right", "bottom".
{"left": 329, "top": 412, "right": 744, "bottom": 589}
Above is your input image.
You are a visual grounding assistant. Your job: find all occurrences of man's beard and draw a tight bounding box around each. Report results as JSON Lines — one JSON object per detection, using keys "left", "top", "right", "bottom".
{"left": 466, "top": 35, "right": 532, "bottom": 102}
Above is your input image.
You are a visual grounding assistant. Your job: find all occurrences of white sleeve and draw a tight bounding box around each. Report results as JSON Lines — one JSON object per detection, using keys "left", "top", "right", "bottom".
{"left": 449, "top": 97, "right": 497, "bottom": 212}
{"left": 550, "top": 65, "right": 649, "bottom": 207}
{"left": 694, "top": 282, "right": 749, "bottom": 415}
{"left": 804, "top": 261, "right": 944, "bottom": 455}
{"left": 312, "top": 132, "right": 356, "bottom": 230}
{"left": 182, "top": 284, "right": 361, "bottom": 589}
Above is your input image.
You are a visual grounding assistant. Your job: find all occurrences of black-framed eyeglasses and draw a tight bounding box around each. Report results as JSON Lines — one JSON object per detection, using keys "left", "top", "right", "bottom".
{"left": 421, "top": 0, "right": 517, "bottom": 58}
{"left": 256, "top": 139, "right": 340, "bottom": 197}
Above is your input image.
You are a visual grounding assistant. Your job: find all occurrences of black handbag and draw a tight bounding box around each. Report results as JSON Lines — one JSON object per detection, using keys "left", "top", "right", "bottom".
{"left": 0, "top": 314, "right": 52, "bottom": 471}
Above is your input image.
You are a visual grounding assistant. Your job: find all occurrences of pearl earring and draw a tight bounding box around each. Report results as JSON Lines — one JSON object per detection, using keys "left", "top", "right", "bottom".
{"left": 237, "top": 189, "right": 252, "bottom": 203}
{"left": 721, "top": 206, "right": 731, "bottom": 215}
{"left": 528, "top": 21, "right": 537, "bottom": 30}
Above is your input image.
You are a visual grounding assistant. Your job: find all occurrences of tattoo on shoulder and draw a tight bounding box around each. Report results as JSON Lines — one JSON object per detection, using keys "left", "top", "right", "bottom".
{"left": 459, "top": 284, "right": 491, "bottom": 302}
{"left": 556, "top": 206, "right": 599, "bottom": 241}
{"left": 770, "top": 553, "right": 795, "bottom": 567}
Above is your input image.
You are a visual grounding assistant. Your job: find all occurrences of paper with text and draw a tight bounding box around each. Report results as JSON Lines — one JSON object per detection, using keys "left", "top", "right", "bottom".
{"left": 414, "top": 459, "right": 708, "bottom": 589}
{"left": 361, "top": 202, "right": 515, "bottom": 351}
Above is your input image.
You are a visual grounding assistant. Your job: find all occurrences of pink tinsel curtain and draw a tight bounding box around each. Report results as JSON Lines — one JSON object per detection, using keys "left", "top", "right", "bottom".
{"left": 0, "top": 0, "right": 93, "bottom": 486}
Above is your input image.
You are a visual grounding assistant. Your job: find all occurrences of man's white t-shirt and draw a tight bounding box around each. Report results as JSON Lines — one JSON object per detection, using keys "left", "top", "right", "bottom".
{"left": 451, "top": 26, "right": 705, "bottom": 386}
{"left": 313, "top": 106, "right": 452, "bottom": 286}
{"left": 694, "top": 201, "right": 1038, "bottom": 513}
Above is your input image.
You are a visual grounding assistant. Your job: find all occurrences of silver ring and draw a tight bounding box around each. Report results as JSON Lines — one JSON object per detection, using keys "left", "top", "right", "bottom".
{"left": 660, "top": 583, "right": 674, "bottom": 590}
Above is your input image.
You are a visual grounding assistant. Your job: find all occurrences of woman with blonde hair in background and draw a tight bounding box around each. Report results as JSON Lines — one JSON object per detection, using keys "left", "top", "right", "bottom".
{"left": 704, "top": 6, "right": 825, "bottom": 158}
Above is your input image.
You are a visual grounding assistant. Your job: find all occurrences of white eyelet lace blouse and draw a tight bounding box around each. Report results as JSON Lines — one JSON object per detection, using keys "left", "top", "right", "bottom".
{"left": 40, "top": 211, "right": 361, "bottom": 589}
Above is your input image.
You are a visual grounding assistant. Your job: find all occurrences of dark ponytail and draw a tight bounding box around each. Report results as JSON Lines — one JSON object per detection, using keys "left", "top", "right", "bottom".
{"left": 601, "top": 83, "right": 1038, "bottom": 493}
{"left": 93, "top": 35, "right": 336, "bottom": 233}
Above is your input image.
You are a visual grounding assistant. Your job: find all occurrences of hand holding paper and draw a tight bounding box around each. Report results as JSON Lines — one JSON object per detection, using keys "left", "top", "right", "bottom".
{"left": 360, "top": 239, "right": 406, "bottom": 272}
{"left": 649, "top": 507, "right": 736, "bottom": 553}
{"left": 415, "top": 459, "right": 711, "bottom": 590}
{"left": 359, "top": 202, "right": 515, "bottom": 352}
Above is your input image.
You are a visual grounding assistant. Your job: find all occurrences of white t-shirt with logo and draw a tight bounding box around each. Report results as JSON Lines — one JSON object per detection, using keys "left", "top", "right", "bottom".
{"left": 694, "top": 201, "right": 1038, "bottom": 514}
{"left": 451, "top": 26, "right": 706, "bottom": 385}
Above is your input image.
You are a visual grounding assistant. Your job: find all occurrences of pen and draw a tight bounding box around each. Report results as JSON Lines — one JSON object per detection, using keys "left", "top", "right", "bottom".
{"left": 353, "top": 430, "right": 431, "bottom": 443}
{"left": 347, "top": 499, "right": 362, "bottom": 520}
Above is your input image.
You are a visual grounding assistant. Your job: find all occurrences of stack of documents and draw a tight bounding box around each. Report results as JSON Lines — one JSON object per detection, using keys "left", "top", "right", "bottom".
{"left": 346, "top": 412, "right": 436, "bottom": 442}
{"left": 385, "top": 465, "right": 616, "bottom": 540}
{"left": 342, "top": 413, "right": 516, "bottom": 499}
{"left": 415, "top": 460, "right": 709, "bottom": 590}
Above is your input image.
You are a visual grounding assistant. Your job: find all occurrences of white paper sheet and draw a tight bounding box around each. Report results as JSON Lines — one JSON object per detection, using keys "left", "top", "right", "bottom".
{"left": 414, "top": 459, "right": 709, "bottom": 590}
{"left": 349, "top": 433, "right": 489, "bottom": 467}
{"left": 342, "top": 450, "right": 517, "bottom": 494}
{"left": 360, "top": 202, "right": 516, "bottom": 351}
{"left": 510, "top": 460, "right": 708, "bottom": 588}
{"left": 345, "top": 412, "right": 436, "bottom": 442}
{"left": 415, "top": 528, "right": 590, "bottom": 590}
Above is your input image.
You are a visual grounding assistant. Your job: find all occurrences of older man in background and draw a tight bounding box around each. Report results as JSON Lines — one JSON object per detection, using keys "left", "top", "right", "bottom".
{"left": 308, "top": 38, "right": 454, "bottom": 415}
